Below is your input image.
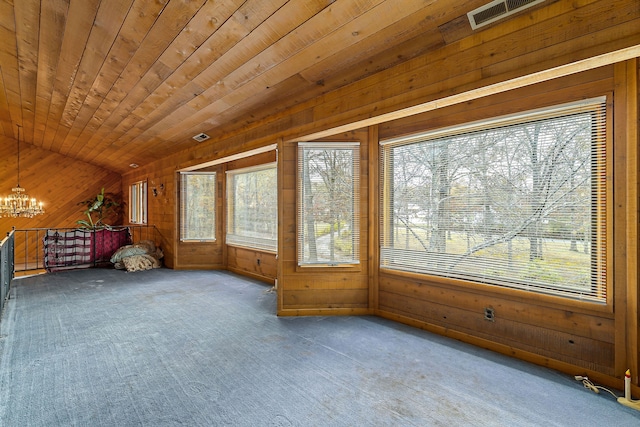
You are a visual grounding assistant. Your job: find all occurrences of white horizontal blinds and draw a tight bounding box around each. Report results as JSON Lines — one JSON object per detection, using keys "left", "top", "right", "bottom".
{"left": 381, "top": 97, "right": 608, "bottom": 302}
{"left": 129, "top": 182, "right": 138, "bottom": 223}
{"left": 130, "top": 180, "right": 147, "bottom": 224}
{"left": 180, "top": 172, "right": 216, "bottom": 241}
{"left": 140, "top": 181, "right": 147, "bottom": 224}
{"left": 298, "top": 142, "right": 360, "bottom": 265}
{"left": 226, "top": 163, "right": 277, "bottom": 252}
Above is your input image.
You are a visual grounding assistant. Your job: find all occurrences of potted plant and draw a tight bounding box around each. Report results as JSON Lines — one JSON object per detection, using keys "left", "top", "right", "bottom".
{"left": 77, "top": 187, "right": 123, "bottom": 229}
{"left": 44, "top": 188, "right": 129, "bottom": 271}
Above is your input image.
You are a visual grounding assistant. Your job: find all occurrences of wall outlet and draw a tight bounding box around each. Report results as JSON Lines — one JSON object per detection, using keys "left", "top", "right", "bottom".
{"left": 484, "top": 307, "right": 495, "bottom": 322}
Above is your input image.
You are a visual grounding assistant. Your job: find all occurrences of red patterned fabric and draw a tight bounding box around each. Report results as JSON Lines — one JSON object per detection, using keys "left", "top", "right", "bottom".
{"left": 44, "top": 228, "right": 131, "bottom": 272}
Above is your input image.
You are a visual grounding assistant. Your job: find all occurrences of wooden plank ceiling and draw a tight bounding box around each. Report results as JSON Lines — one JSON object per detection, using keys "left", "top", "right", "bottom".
{"left": 0, "top": 0, "right": 491, "bottom": 173}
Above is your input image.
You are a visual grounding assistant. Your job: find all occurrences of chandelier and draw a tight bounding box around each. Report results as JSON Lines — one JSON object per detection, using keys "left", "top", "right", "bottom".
{"left": 0, "top": 125, "right": 45, "bottom": 218}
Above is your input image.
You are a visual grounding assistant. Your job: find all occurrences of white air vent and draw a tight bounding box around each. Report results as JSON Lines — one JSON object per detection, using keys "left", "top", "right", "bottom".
{"left": 192, "top": 133, "right": 210, "bottom": 142}
{"left": 467, "top": 0, "right": 545, "bottom": 30}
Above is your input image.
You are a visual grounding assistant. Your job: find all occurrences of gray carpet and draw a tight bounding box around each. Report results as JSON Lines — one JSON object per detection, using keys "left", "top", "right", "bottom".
{"left": 0, "top": 269, "right": 638, "bottom": 426}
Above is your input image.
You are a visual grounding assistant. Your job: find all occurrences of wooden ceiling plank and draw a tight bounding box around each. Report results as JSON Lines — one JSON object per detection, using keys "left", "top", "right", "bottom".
{"left": 314, "top": 0, "right": 639, "bottom": 119}
{"left": 13, "top": 0, "right": 40, "bottom": 140}
{"left": 78, "top": 0, "right": 244, "bottom": 149}
{"left": 156, "top": 0, "right": 426, "bottom": 141}
{"left": 0, "top": 69, "right": 13, "bottom": 137}
{"left": 70, "top": 0, "right": 211, "bottom": 162}
{"left": 0, "top": 0, "right": 16, "bottom": 32}
{"left": 190, "top": 0, "right": 387, "bottom": 105}
{"left": 0, "top": 29, "right": 18, "bottom": 138}
{"left": 0, "top": 0, "right": 18, "bottom": 139}
{"left": 33, "top": 0, "right": 70, "bottom": 147}
{"left": 128, "top": 0, "right": 323, "bottom": 138}
{"left": 109, "top": 0, "right": 292, "bottom": 147}
{"left": 166, "top": 2, "right": 640, "bottom": 156}
{"left": 79, "top": 0, "right": 288, "bottom": 163}
{"left": 296, "top": 0, "right": 473, "bottom": 84}
{"left": 52, "top": 0, "right": 135, "bottom": 154}
{"left": 59, "top": 0, "right": 168, "bottom": 157}
{"left": 173, "top": 26, "right": 441, "bottom": 142}
{"left": 41, "top": 0, "right": 101, "bottom": 151}
{"left": 130, "top": 0, "right": 388, "bottom": 144}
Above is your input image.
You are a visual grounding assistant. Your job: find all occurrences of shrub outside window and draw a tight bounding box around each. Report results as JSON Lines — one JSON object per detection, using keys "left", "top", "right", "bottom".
{"left": 380, "top": 97, "right": 608, "bottom": 302}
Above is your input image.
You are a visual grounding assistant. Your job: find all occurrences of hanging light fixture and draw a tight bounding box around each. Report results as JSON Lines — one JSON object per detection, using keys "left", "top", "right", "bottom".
{"left": 0, "top": 125, "right": 45, "bottom": 218}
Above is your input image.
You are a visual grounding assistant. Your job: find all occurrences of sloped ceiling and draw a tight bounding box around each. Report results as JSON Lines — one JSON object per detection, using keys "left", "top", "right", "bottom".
{"left": 0, "top": 0, "right": 494, "bottom": 173}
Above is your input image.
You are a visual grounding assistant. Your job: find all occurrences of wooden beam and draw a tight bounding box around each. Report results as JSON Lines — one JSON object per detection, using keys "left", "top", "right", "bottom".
{"left": 293, "top": 45, "right": 640, "bottom": 142}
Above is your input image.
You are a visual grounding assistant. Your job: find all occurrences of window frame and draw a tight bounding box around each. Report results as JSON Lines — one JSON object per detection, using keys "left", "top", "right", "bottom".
{"left": 179, "top": 171, "right": 217, "bottom": 242}
{"left": 129, "top": 180, "right": 147, "bottom": 224}
{"left": 225, "top": 162, "right": 278, "bottom": 253}
{"left": 379, "top": 97, "right": 611, "bottom": 303}
{"left": 297, "top": 141, "right": 360, "bottom": 268}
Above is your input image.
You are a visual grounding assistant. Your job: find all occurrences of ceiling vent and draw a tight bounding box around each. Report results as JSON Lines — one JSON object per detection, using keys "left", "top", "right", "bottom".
{"left": 192, "top": 132, "right": 210, "bottom": 142}
{"left": 467, "top": 0, "right": 545, "bottom": 30}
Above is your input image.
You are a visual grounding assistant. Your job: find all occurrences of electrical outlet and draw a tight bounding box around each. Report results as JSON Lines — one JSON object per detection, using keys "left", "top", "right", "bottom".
{"left": 484, "top": 307, "right": 495, "bottom": 322}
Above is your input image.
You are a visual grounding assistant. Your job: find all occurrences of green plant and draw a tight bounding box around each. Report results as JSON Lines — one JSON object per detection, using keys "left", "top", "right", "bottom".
{"left": 77, "top": 188, "right": 122, "bottom": 229}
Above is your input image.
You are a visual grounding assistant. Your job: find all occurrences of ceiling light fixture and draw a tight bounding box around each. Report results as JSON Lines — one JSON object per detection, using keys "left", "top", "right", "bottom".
{"left": 0, "top": 125, "right": 45, "bottom": 218}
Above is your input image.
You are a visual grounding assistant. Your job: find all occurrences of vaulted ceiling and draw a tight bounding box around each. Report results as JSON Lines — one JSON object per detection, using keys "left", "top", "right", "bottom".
{"left": 0, "top": 0, "right": 512, "bottom": 174}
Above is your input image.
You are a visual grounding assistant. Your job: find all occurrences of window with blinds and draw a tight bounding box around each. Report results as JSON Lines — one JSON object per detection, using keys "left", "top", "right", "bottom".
{"left": 180, "top": 172, "right": 216, "bottom": 241}
{"left": 298, "top": 142, "right": 360, "bottom": 266}
{"left": 380, "top": 97, "right": 608, "bottom": 302}
{"left": 129, "top": 180, "right": 147, "bottom": 224}
{"left": 226, "top": 163, "right": 277, "bottom": 252}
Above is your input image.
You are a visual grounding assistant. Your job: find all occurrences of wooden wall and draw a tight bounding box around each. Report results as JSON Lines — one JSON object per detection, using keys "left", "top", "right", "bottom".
{"left": 375, "top": 65, "right": 623, "bottom": 381}
{"left": 117, "top": 1, "right": 639, "bottom": 391}
{"left": 0, "top": 137, "right": 121, "bottom": 267}
{"left": 277, "top": 130, "right": 371, "bottom": 315}
{"left": 370, "top": 61, "right": 639, "bottom": 393}
{"left": 225, "top": 151, "right": 277, "bottom": 284}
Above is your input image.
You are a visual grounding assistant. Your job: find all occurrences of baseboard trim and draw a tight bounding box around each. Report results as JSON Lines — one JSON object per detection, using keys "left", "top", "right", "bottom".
{"left": 278, "top": 307, "right": 372, "bottom": 317}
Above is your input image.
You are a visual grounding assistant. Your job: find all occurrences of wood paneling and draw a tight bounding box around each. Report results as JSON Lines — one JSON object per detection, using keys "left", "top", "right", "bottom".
{"left": 0, "top": 135, "right": 121, "bottom": 234}
{"left": 116, "top": 3, "right": 639, "bottom": 389}
{"left": 225, "top": 149, "right": 277, "bottom": 283}
{"left": 227, "top": 245, "right": 276, "bottom": 284}
{"left": 378, "top": 273, "right": 615, "bottom": 374}
{"left": 0, "top": 0, "right": 634, "bottom": 393}
{"left": 373, "top": 64, "right": 636, "bottom": 389}
{"left": 277, "top": 129, "right": 371, "bottom": 314}
{"left": 0, "top": 136, "right": 121, "bottom": 266}
{"left": 0, "top": 0, "right": 500, "bottom": 174}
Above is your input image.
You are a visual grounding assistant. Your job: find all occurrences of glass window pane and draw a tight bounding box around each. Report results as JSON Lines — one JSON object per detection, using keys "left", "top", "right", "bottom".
{"left": 298, "top": 143, "right": 360, "bottom": 265}
{"left": 226, "top": 164, "right": 277, "bottom": 251}
{"left": 180, "top": 172, "right": 216, "bottom": 241}
{"left": 129, "top": 180, "right": 147, "bottom": 224}
{"left": 381, "top": 99, "right": 607, "bottom": 302}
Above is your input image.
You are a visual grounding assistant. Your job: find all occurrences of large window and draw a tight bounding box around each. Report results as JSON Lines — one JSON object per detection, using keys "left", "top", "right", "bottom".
{"left": 129, "top": 180, "right": 147, "bottom": 224}
{"left": 298, "top": 142, "right": 360, "bottom": 265}
{"left": 380, "top": 98, "right": 608, "bottom": 301}
{"left": 226, "top": 163, "right": 277, "bottom": 252}
{"left": 180, "top": 172, "right": 216, "bottom": 241}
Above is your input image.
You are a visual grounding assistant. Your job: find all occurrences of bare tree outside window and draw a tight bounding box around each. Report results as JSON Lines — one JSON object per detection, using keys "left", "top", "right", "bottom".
{"left": 180, "top": 172, "right": 216, "bottom": 241}
{"left": 226, "top": 164, "right": 277, "bottom": 251}
{"left": 298, "top": 143, "right": 360, "bottom": 265}
{"left": 381, "top": 99, "right": 607, "bottom": 301}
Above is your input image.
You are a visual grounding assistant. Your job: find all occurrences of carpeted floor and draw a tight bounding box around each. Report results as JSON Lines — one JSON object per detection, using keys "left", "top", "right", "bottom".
{"left": 0, "top": 268, "right": 638, "bottom": 426}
